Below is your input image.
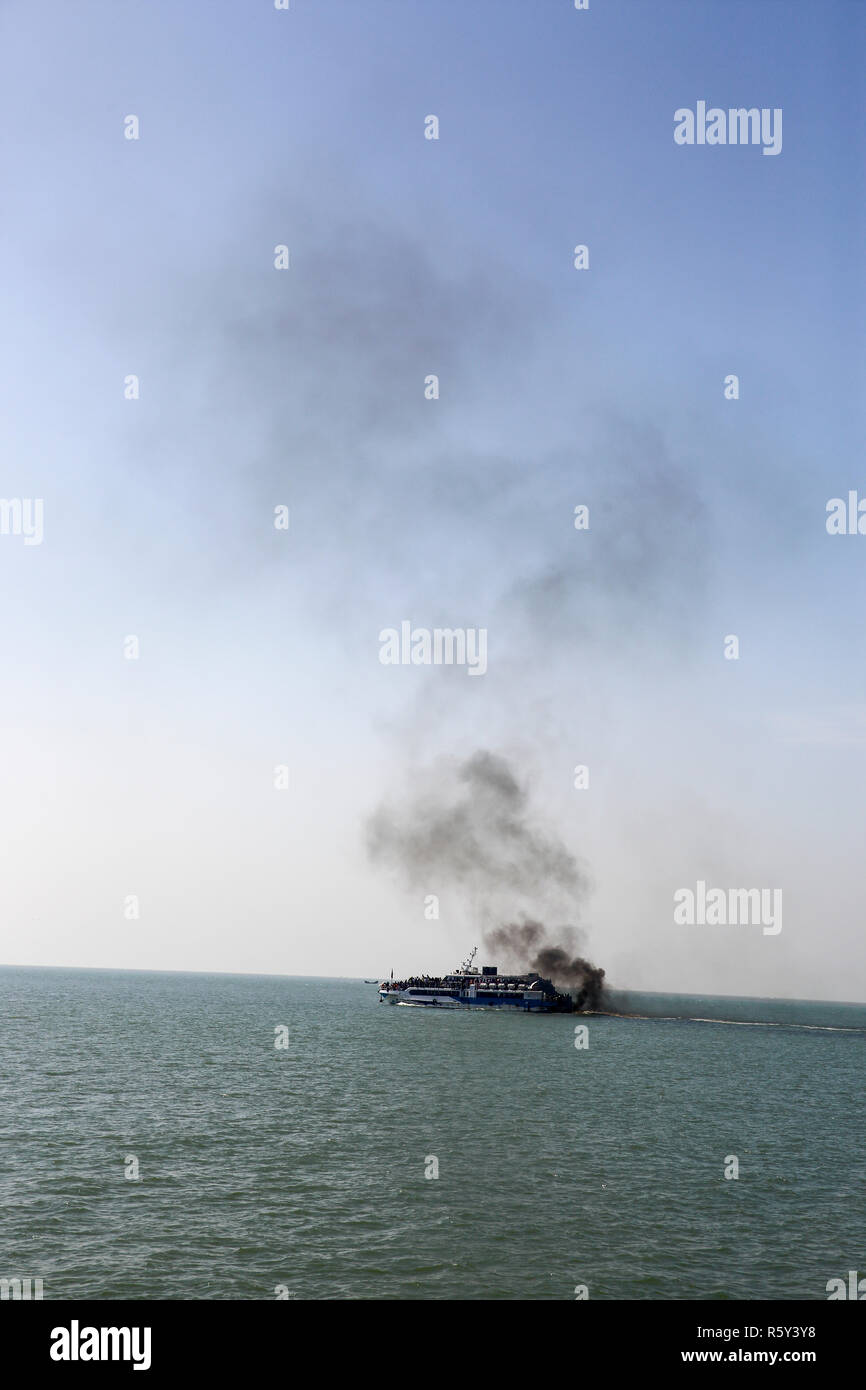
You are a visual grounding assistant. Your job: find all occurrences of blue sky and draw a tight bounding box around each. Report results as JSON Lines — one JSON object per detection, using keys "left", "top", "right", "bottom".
{"left": 0, "top": 0, "right": 863, "bottom": 999}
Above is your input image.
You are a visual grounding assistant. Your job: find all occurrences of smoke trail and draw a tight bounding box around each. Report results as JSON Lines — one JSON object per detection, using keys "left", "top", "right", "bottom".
{"left": 367, "top": 750, "right": 607, "bottom": 1008}
{"left": 485, "top": 920, "right": 607, "bottom": 1011}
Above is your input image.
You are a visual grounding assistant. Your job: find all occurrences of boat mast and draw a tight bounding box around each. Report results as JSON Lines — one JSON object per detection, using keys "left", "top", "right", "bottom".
{"left": 457, "top": 946, "right": 478, "bottom": 975}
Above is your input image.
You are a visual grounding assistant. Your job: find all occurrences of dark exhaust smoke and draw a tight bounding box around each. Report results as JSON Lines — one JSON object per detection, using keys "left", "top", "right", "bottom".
{"left": 367, "top": 750, "right": 607, "bottom": 1010}
{"left": 486, "top": 919, "right": 607, "bottom": 1011}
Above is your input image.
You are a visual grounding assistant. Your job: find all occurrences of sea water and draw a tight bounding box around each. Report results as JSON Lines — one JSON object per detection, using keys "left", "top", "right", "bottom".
{"left": 1, "top": 967, "right": 863, "bottom": 1300}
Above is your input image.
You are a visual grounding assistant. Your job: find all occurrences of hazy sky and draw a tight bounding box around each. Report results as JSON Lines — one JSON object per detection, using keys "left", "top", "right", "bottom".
{"left": 1, "top": 0, "right": 863, "bottom": 1000}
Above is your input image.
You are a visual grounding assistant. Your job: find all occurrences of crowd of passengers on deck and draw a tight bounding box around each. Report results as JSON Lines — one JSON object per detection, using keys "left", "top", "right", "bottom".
{"left": 380, "top": 975, "right": 530, "bottom": 992}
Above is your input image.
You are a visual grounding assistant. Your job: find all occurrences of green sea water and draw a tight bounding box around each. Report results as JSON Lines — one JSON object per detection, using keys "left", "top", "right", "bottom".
{"left": 1, "top": 967, "right": 864, "bottom": 1300}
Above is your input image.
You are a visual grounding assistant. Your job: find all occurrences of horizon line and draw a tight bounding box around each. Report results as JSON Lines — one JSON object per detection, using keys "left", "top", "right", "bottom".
{"left": 1, "top": 962, "right": 864, "bottom": 1010}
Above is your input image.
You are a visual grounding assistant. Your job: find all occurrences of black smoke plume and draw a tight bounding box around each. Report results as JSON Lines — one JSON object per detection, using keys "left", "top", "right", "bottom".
{"left": 367, "top": 750, "right": 607, "bottom": 1009}
{"left": 486, "top": 920, "right": 607, "bottom": 1011}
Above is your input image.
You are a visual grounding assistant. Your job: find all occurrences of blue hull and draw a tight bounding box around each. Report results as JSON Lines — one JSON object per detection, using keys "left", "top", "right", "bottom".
{"left": 379, "top": 989, "right": 559, "bottom": 1012}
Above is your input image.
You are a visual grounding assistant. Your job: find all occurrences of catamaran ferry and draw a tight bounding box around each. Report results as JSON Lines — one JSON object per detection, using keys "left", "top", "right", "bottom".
{"left": 378, "top": 948, "right": 573, "bottom": 1013}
